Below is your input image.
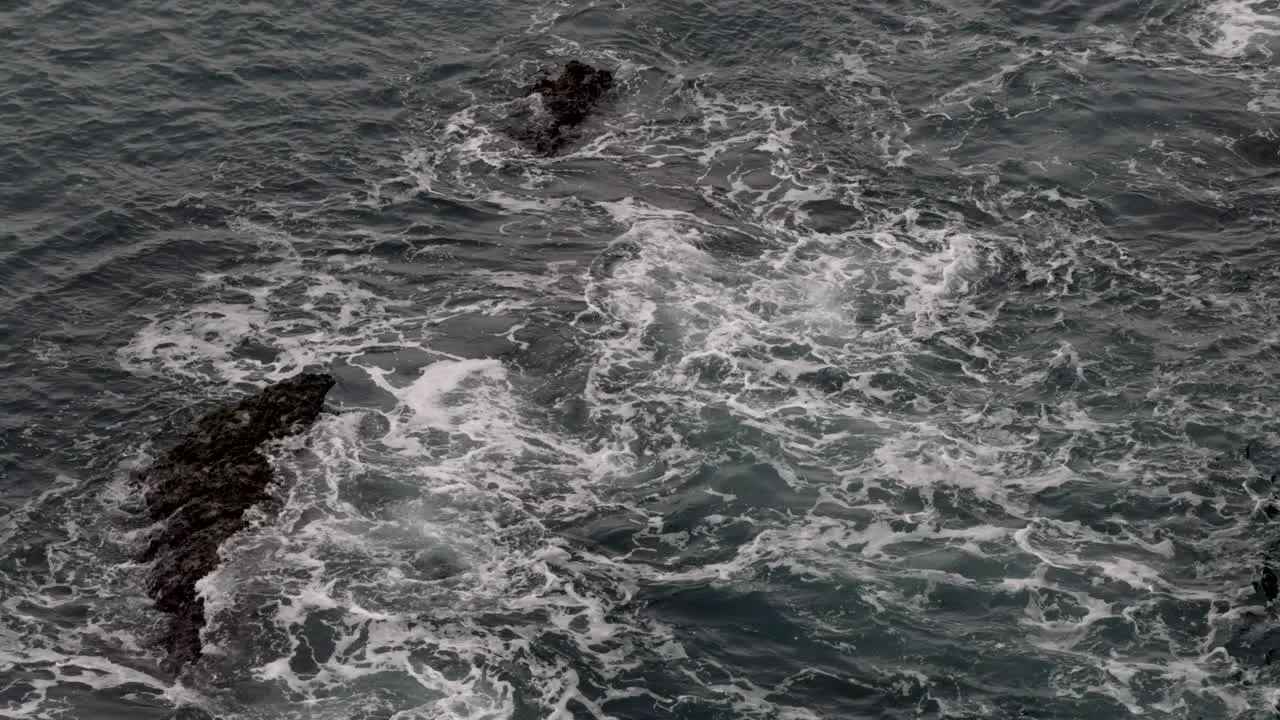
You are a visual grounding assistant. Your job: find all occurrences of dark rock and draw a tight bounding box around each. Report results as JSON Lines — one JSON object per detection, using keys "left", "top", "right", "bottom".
{"left": 1258, "top": 565, "right": 1280, "bottom": 603}
{"left": 797, "top": 366, "right": 850, "bottom": 394}
{"left": 137, "top": 372, "right": 336, "bottom": 673}
{"left": 1235, "top": 132, "right": 1280, "bottom": 167}
{"left": 519, "top": 60, "right": 615, "bottom": 156}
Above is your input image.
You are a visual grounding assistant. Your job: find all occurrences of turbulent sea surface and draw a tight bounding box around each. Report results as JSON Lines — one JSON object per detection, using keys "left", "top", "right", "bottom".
{"left": 3, "top": 0, "right": 1280, "bottom": 718}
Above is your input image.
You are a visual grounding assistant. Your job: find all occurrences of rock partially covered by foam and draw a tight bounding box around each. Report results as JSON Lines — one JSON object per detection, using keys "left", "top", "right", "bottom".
{"left": 137, "top": 372, "right": 336, "bottom": 673}
{"left": 519, "top": 60, "right": 615, "bottom": 156}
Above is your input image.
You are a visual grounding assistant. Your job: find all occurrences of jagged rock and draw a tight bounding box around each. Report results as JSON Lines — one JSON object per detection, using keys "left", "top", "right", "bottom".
{"left": 137, "top": 372, "right": 336, "bottom": 673}
{"left": 519, "top": 60, "right": 615, "bottom": 156}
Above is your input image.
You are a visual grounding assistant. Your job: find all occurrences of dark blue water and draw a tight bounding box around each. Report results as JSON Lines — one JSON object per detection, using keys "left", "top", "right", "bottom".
{"left": 4, "top": 0, "right": 1280, "bottom": 718}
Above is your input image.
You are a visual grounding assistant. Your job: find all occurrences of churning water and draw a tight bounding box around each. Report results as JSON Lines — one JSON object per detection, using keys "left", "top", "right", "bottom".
{"left": 3, "top": 0, "right": 1280, "bottom": 718}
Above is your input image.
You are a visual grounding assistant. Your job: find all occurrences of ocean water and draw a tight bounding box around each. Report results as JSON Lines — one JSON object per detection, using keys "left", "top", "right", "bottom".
{"left": 3, "top": 0, "right": 1280, "bottom": 718}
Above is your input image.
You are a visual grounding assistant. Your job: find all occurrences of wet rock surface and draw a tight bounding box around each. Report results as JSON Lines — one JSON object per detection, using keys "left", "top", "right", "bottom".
{"left": 136, "top": 372, "right": 336, "bottom": 673}
{"left": 518, "top": 60, "right": 615, "bottom": 156}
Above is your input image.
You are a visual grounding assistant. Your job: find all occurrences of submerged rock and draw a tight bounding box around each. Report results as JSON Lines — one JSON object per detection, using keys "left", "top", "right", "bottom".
{"left": 518, "top": 60, "right": 615, "bottom": 156}
{"left": 1257, "top": 565, "right": 1280, "bottom": 603}
{"left": 137, "top": 372, "right": 336, "bottom": 673}
{"left": 1235, "top": 131, "right": 1280, "bottom": 167}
